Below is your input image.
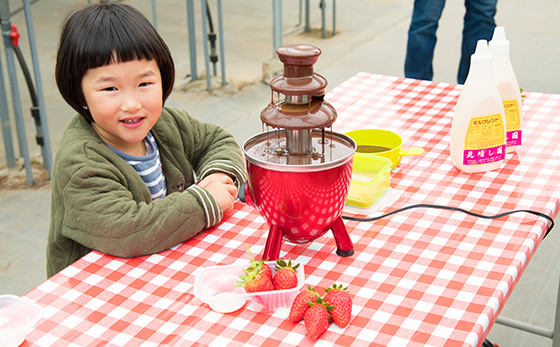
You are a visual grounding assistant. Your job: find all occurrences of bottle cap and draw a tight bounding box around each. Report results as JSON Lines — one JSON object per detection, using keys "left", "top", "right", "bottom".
{"left": 489, "top": 27, "right": 510, "bottom": 53}
{"left": 471, "top": 40, "right": 493, "bottom": 67}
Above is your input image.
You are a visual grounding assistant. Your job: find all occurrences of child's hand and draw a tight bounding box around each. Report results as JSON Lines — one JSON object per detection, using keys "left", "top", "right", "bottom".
{"left": 198, "top": 173, "right": 238, "bottom": 212}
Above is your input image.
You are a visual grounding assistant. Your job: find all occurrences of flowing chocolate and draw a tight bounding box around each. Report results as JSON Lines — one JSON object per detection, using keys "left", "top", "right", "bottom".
{"left": 260, "top": 44, "right": 338, "bottom": 154}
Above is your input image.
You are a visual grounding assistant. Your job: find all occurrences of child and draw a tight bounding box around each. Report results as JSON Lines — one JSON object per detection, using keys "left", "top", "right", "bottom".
{"left": 47, "top": 4, "right": 247, "bottom": 277}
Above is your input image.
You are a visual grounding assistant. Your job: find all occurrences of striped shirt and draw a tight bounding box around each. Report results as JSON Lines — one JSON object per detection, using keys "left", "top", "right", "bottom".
{"left": 106, "top": 132, "right": 166, "bottom": 200}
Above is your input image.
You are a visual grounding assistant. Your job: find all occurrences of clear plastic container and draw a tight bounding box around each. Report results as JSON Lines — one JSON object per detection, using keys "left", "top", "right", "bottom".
{"left": 0, "top": 294, "right": 43, "bottom": 347}
{"left": 193, "top": 261, "right": 305, "bottom": 313}
{"left": 346, "top": 153, "right": 392, "bottom": 208}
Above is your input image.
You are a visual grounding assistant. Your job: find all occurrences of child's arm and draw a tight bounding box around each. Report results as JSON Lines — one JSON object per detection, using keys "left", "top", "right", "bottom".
{"left": 198, "top": 172, "right": 238, "bottom": 212}
{"left": 53, "top": 160, "right": 210, "bottom": 259}
{"left": 167, "top": 107, "right": 248, "bottom": 189}
{"left": 160, "top": 107, "right": 247, "bottom": 215}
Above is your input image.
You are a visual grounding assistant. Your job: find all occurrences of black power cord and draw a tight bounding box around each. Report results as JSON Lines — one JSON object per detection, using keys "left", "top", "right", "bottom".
{"left": 13, "top": 44, "right": 43, "bottom": 146}
{"left": 205, "top": 2, "right": 218, "bottom": 73}
{"left": 482, "top": 338, "right": 498, "bottom": 347}
{"left": 342, "top": 204, "right": 555, "bottom": 239}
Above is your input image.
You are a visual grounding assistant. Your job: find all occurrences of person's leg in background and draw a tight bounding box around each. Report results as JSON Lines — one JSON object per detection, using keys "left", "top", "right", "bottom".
{"left": 458, "top": 0, "right": 498, "bottom": 84}
{"left": 405, "top": 0, "right": 446, "bottom": 81}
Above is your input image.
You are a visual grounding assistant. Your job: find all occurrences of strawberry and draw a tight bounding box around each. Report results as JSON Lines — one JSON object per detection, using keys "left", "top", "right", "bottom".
{"left": 244, "top": 245, "right": 272, "bottom": 280}
{"left": 235, "top": 245, "right": 275, "bottom": 293}
{"left": 288, "top": 285, "right": 319, "bottom": 322}
{"left": 304, "top": 297, "right": 332, "bottom": 339}
{"left": 245, "top": 271, "right": 275, "bottom": 293}
{"left": 324, "top": 283, "right": 352, "bottom": 328}
{"left": 259, "top": 262, "right": 273, "bottom": 281}
{"left": 273, "top": 259, "right": 299, "bottom": 290}
{"left": 236, "top": 268, "right": 275, "bottom": 293}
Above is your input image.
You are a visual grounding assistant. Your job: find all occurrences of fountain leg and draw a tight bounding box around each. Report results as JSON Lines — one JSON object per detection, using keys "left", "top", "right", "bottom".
{"left": 262, "top": 224, "right": 283, "bottom": 261}
{"left": 331, "top": 217, "right": 354, "bottom": 257}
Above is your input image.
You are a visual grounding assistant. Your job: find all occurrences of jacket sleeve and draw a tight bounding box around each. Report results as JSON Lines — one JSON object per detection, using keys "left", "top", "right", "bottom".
{"left": 58, "top": 151, "right": 209, "bottom": 258}
{"left": 183, "top": 183, "right": 223, "bottom": 229}
{"left": 167, "top": 107, "right": 248, "bottom": 187}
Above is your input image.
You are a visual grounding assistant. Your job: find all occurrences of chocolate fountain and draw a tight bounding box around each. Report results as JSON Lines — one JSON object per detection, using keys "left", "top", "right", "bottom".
{"left": 240, "top": 44, "right": 356, "bottom": 260}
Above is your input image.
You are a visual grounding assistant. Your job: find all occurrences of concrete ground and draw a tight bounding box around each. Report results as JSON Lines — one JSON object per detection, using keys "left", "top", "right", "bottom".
{"left": 1, "top": 0, "right": 559, "bottom": 346}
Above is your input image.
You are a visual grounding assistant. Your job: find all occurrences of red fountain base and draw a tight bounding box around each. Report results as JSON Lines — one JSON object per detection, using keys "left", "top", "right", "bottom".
{"left": 241, "top": 130, "right": 356, "bottom": 260}
{"left": 262, "top": 216, "right": 354, "bottom": 260}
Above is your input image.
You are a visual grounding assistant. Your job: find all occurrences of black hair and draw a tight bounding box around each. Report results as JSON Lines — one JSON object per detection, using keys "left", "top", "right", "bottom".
{"left": 55, "top": 4, "right": 175, "bottom": 122}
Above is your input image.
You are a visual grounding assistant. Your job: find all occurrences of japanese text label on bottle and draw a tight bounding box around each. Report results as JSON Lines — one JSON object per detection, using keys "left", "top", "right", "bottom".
{"left": 503, "top": 99, "right": 522, "bottom": 147}
{"left": 463, "top": 113, "right": 506, "bottom": 165}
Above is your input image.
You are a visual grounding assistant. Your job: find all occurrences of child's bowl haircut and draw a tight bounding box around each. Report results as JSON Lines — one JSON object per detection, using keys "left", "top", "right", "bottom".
{"left": 55, "top": 4, "right": 175, "bottom": 122}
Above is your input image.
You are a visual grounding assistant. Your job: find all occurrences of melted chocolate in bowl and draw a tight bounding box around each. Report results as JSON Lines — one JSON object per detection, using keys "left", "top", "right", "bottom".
{"left": 243, "top": 130, "right": 355, "bottom": 168}
{"left": 356, "top": 145, "right": 392, "bottom": 154}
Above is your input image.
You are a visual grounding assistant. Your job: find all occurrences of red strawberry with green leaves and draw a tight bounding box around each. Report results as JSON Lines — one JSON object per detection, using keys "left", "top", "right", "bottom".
{"left": 244, "top": 245, "right": 272, "bottom": 280}
{"left": 236, "top": 267, "right": 275, "bottom": 293}
{"left": 324, "top": 283, "right": 352, "bottom": 328}
{"left": 304, "top": 297, "right": 332, "bottom": 339}
{"left": 236, "top": 246, "right": 275, "bottom": 293}
{"left": 259, "top": 262, "right": 273, "bottom": 280}
{"left": 288, "top": 285, "right": 320, "bottom": 322}
{"left": 273, "top": 259, "right": 299, "bottom": 290}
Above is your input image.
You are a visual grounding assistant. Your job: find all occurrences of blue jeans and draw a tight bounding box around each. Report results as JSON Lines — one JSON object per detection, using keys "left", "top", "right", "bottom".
{"left": 404, "top": 0, "right": 497, "bottom": 84}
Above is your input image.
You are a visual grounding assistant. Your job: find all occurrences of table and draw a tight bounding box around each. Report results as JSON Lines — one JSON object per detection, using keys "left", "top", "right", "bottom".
{"left": 22, "top": 73, "right": 560, "bottom": 346}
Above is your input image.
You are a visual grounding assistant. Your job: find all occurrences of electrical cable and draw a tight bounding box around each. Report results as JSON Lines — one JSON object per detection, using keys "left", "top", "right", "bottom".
{"left": 12, "top": 33, "right": 44, "bottom": 146}
{"left": 482, "top": 338, "right": 499, "bottom": 347}
{"left": 13, "top": 45, "right": 38, "bottom": 106}
{"left": 341, "top": 204, "right": 555, "bottom": 239}
{"left": 205, "top": 1, "right": 218, "bottom": 74}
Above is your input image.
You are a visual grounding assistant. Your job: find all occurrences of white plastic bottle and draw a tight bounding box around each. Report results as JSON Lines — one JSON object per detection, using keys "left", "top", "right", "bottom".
{"left": 489, "top": 27, "right": 523, "bottom": 153}
{"left": 450, "top": 40, "right": 507, "bottom": 174}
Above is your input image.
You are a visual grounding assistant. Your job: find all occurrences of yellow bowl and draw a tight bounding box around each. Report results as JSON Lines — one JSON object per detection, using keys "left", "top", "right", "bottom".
{"left": 345, "top": 129, "right": 424, "bottom": 169}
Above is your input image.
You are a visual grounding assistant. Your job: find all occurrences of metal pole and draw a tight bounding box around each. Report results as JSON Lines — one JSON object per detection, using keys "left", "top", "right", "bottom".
{"left": 151, "top": 0, "right": 157, "bottom": 30}
{"left": 332, "top": 0, "right": 336, "bottom": 36}
{"left": 304, "top": 0, "right": 310, "bottom": 33}
{"left": 495, "top": 316, "right": 553, "bottom": 338}
{"left": 272, "top": 0, "right": 282, "bottom": 56}
{"left": 298, "top": 0, "right": 302, "bottom": 26}
{"left": 200, "top": 0, "right": 211, "bottom": 89}
{"left": 186, "top": 0, "right": 197, "bottom": 81}
{"left": 0, "top": 53, "right": 15, "bottom": 169}
{"left": 22, "top": 0, "right": 52, "bottom": 176}
{"left": 217, "top": 0, "right": 226, "bottom": 86}
{"left": 1, "top": 0, "right": 33, "bottom": 186}
{"left": 553, "top": 272, "right": 560, "bottom": 347}
{"left": 320, "top": 0, "right": 326, "bottom": 38}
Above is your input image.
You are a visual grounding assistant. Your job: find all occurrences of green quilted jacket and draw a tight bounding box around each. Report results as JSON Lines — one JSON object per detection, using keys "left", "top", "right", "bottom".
{"left": 47, "top": 106, "right": 247, "bottom": 277}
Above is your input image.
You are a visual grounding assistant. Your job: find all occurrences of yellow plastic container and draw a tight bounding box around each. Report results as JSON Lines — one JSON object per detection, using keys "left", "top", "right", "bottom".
{"left": 346, "top": 153, "right": 392, "bottom": 208}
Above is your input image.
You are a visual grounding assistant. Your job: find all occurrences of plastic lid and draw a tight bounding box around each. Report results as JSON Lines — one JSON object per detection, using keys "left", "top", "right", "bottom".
{"left": 489, "top": 27, "right": 510, "bottom": 53}
{"left": 470, "top": 40, "right": 493, "bottom": 67}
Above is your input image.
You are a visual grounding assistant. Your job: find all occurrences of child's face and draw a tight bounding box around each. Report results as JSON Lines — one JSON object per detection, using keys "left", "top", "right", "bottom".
{"left": 81, "top": 59, "right": 163, "bottom": 155}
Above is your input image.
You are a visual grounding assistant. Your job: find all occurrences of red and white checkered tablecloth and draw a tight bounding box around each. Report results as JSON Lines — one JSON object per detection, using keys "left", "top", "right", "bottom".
{"left": 23, "top": 73, "right": 560, "bottom": 347}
